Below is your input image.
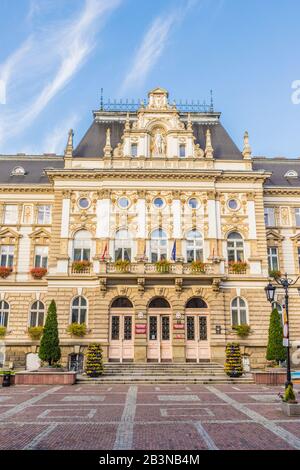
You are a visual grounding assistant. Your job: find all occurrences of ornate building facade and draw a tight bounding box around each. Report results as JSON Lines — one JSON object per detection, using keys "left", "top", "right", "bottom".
{"left": 0, "top": 87, "right": 300, "bottom": 371}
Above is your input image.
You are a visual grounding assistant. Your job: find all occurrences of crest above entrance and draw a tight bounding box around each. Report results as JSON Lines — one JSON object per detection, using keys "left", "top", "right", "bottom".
{"left": 147, "top": 87, "right": 170, "bottom": 110}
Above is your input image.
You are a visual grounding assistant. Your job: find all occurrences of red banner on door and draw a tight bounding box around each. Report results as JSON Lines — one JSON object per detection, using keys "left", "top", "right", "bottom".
{"left": 135, "top": 324, "right": 147, "bottom": 334}
{"left": 174, "top": 324, "right": 184, "bottom": 330}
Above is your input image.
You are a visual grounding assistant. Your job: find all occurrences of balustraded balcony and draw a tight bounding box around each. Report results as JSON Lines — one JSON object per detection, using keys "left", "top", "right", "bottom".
{"left": 105, "top": 261, "right": 220, "bottom": 276}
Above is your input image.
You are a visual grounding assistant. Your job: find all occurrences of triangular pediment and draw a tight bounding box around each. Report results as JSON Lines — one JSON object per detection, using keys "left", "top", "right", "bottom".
{"left": 0, "top": 227, "right": 21, "bottom": 240}
{"left": 290, "top": 232, "right": 300, "bottom": 242}
{"left": 266, "top": 229, "right": 284, "bottom": 241}
{"left": 148, "top": 87, "right": 169, "bottom": 96}
{"left": 29, "top": 228, "right": 51, "bottom": 239}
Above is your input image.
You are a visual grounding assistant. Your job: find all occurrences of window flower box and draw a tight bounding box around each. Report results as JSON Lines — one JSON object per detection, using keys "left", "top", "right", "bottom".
{"left": 155, "top": 260, "right": 170, "bottom": 273}
{"left": 268, "top": 269, "right": 281, "bottom": 279}
{"left": 190, "top": 260, "right": 206, "bottom": 273}
{"left": 0, "top": 267, "right": 13, "bottom": 278}
{"left": 67, "top": 322, "right": 87, "bottom": 337}
{"left": 232, "top": 324, "right": 252, "bottom": 338}
{"left": 228, "top": 261, "right": 248, "bottom": 274}
{"left": 114, "top": 259, "right": 130, "bottom": 273}
{"left": 30, "top": 267, "right": 47, "bottom": 279}
{"left": 28, "top": 326, "right": 44, "bottom": 340}
{"left": 72, "top": 260, "right": 91, "bottom": 273}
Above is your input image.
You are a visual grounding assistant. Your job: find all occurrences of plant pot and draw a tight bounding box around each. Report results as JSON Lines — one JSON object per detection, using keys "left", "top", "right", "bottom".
{"left": 87, "top": 371, "right": 101, "bottom": 378}
{"left": 280, "top": 402, "right": 300, "bottom": 416}
{"left": 229, "top": 371, "right": 243, "bottom": 378}
{"left": 2, "top": 373, "right": 11, "bottom": 387}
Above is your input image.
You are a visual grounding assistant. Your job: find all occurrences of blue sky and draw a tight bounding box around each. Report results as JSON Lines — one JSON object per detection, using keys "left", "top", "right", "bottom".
{"left": 0, "top": 0, "right": 300, "bottom": 157}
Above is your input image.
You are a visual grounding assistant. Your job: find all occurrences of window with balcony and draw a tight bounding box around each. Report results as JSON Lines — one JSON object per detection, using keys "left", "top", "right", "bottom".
{"left": 114, "top": 229, "right": 132, "bottom": 261}
{"left": 264, "top": 207, "right": 275, "bottom": 227}
{"left": 0, "top": 245, "right": 14, "bottom": 267}
{"left": 3, "top": 205, "right": 18, "bottom": 224}
{"left": 227, "top": 232, "right": 244, "bottom": 262}
{"left": 71, "top": 296, "right": 87, "bottom": 324}
{"left": 34, "top": 246, "right": 48, "bottom": 268}
{"left": 268, "top": 246, "right": 279, "bottom": 272}
{"left": 231, "top": 297, "right": 248, "bottom": 325}
{"left": 186, "top": 230, "right": 203, "bottom": 262}
{"left": 73, "top": 230, "right": 91, "bottom": 261}
{"left": 29, "top": 301, "right": 45, "bottom": 327}
{"left": 150, "top": 228, "right": 167, "bottom": 262}
{"left": 37, "top": 205, "right": 51, "bottom": 224}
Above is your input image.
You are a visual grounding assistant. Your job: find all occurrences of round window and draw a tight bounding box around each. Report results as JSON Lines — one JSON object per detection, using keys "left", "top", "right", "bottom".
{"left": 228, "top": 199, "right": 238, "bottom": 210}
{"left": 153, "top": 197, "right": 164, "bottom": 209}
{"left": 188, "top": 198, "right": 199, "bottom": 209}
{"left": 118, "top": 197, "right": 130, "bottom": 209}
{"left": 78, "top": 198, "right": 90, "bottom": 209}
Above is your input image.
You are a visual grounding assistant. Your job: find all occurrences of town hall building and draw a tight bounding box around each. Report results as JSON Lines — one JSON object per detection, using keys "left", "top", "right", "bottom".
{"left": 0, "top": 87, "right": 300, "bottom": 371}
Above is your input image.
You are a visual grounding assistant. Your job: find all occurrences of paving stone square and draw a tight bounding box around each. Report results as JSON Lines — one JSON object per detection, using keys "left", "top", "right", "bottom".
{"left": 0, "top": 383, "right": 299, "bottom": 450}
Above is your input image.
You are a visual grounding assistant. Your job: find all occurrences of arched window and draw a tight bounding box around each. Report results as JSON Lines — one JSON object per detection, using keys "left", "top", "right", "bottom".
{"left": 185, "top": 297, "right": 208, "bottom": 309}
{"left": 73, "top": 230, "right": 91, "bottom": 261}
{"left": 29, "top": 301, "right": 44, "bottom": 327}
{"left": 111, "top": 297, "right": 133, "bottom": 308}
{"left": 148, "top": 297, "right": 170, "bottom": 308}
{"left": 0, "top": 301, "right": 9, "bottom": 327}
{"left": 150, "top": 228, "right": 167, "bottom": 262}
{"left": 71, "top": 296, "right": 87, "bottom": 324}
{"left": 186, "top": 230, "right": 203, "bottom": 262}
{"left": 227, "top": 232, "right": 244, "bottom": 262}
{"left": 114, "top": 229, "right": 132, "bottom": 261}
{"left": 231, "top": 297, "right": 247, "bottom": 325}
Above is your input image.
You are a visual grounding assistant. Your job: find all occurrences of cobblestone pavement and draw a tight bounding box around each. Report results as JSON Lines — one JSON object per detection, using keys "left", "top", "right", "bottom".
{"left": 0, "top": 383, "right": 299, "bottom": 450}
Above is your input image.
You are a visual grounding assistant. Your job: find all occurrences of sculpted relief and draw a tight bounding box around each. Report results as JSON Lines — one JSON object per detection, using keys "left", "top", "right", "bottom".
{"left": 151, "top": 128, "right": 166, "bottom": 157}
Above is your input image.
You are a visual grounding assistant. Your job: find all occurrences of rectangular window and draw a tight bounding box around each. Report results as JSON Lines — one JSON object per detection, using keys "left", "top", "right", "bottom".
{"left": 111, "top": 316, "right": 120, "bottom": 340}
{"left": 149, "top": 316, "right": 157, "bottom": 340}
{"left": 187, "top": 316, "right": 195, "bottom": 341}
{"left": 131, "top": 143, "right": 138, "bottom": 157}
{"left": 161, "top": 316, "right": 170, "bottom": 341}
{"left": 199, "top": 316, "right": 208, "bottom": 341}
{"left": 268, "top": 247, "right": 279, "bottom": 272}
{"left": 3, "top": 205, "right": 18, "bottom": 224}
{"left": 295, "top": 208, "right": 300, "bottom": 226}
{"left": 37, "top": 205, "right": 51, "bottom": 224}
{"left": 124, "top": 316, "right": 132, "bottom": 340}
{"left": 264, "top": 207, "right": 275, "bottom": 227}
{"left": 0, "top": 245, "right": 14, "bottom": 267}
{"left": 34, "top": 246, "right": 48, "bottom": 268}
{"left": 179, "top": 144, "right": 186, "bottom": 158}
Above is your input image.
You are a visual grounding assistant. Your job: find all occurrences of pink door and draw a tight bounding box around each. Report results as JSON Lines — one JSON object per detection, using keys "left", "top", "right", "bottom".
{"left": 185, "top": 310, "right": 210, "bottom": 362}
{"left": 109, "top": 310, "right": 134, "bottom": 362}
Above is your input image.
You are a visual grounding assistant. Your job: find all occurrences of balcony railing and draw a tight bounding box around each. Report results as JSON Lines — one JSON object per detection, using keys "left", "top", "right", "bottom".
{"left": 105, "top": 262, "right": 220, "bottom": 275}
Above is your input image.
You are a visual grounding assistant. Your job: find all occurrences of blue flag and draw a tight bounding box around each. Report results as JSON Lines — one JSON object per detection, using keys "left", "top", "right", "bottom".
{"left": 171, "top": 240, "right": 176, "bottom": 261}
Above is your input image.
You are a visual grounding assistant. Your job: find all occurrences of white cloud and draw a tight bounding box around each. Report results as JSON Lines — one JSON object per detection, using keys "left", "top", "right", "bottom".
{"left": 0, "top": 0, "right": 121, "bottom": 149}
{"left": 120, "top": 1, "right": 200, "bottom": 94}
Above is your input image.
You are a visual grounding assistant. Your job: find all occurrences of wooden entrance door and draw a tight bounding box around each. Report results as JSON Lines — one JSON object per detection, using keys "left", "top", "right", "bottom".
{"left": 185, "top": 310, "right": 210, "bottom": 362}
{"left": 109, "top": 311, "right": 134, "bottom": 362}
{"left": 147, "top": 309, "right": 172, "bottom": 362}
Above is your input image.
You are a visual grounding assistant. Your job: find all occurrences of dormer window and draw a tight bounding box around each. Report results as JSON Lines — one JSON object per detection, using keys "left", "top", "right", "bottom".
{"left": 131, "top": 143, "right": 138, "bottom": 157}
{"left": 11, "top": 166, "right": 26, "bottom": 176}
{"left": 179, "top": 144, "right": 186, "bottom": 158}
{"left": 284, "top": 170, "right": 298, "bottom": 178}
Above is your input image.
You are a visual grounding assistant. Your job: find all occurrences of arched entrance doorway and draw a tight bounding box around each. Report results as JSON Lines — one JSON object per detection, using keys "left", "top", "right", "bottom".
{"left": 109, "top": 297, "right": 134, "bottom": 362}
{"left": 185, "top": 297, "right": 210, "bottom": 362}
{"left": 147, "top": 297, "right": 172, "bottom": 362}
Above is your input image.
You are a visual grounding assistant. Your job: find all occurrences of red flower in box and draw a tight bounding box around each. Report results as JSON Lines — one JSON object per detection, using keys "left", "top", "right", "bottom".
{"left": 0, "top": 267, "right": 13, "bottom": 278}
{"left": 30, "top": 267, "right": 48, "bottom": 279}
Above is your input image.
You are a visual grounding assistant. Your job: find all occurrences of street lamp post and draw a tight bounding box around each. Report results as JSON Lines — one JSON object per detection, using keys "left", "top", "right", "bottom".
{"left": 265, "top": 273, "right": 299, "bottom": 389}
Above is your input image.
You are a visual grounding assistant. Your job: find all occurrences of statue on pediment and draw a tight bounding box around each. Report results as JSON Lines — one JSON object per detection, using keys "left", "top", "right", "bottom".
{"left": 152, "top": 129, "right": 166, "bottom": 156}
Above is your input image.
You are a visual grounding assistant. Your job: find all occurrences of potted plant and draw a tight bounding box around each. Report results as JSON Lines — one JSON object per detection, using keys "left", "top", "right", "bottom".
{"left": 228, "top": 261, "right": 248, "bottom": 274}
{"left": 224, "top": 342, "right": 244, "bottom": 378}
{"left": 30, "top": 267, "right": 47, "bottom": 279}
{"left": 279, "top": 384, "right": 300, "bottom": 416}
{"left": 233, "top": 324, "right": 252, "bottom": 338}
{"left": 269, "top": 269, "right": 281, "bottom": 279}
{"left": 72, "top": 260, "right": 91, "bottom": 273}
{"left": 86, "top": 343, "right": 104, "bottom": 377}
{"left": 28, "top": 326, "right": 44, "bottom": 340}
{"left": 155, "top": 259, "right": 170, "bottom": 273}
{"left": 67, "top": 322, "right": 87, "bottom": 337}
{"left": 191, "top": 260, "right": 206, "bottom": 273}
{"left": 0, "top": 267, "right": 13, "bottom": 278}
{"left": 0, "top": 326, "right": 6, "bottom": 338}
{"left": 38, "top": 300, "right": 61, "bottom": 367}
{"left": 114, "top": 259, "right": 130, "bottom": 273}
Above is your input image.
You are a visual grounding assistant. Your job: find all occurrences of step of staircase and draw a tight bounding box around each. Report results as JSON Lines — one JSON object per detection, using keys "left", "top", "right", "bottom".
{"left": 76, "top": 362, "right": 254, "bottom": 384}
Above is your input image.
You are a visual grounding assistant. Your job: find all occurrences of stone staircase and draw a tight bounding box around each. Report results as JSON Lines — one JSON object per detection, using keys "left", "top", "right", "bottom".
{"left": 77, "top": 362, "right": 254, "bottom": 384}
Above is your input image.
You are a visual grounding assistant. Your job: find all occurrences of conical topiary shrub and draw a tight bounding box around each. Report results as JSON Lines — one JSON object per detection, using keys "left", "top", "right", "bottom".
{"left": 266, "top": 307, "right": 286, "bottom": 364}
{"left": 86, "top": 343, "right": 104, "bottom": 377}
{"left": 224, "top": 342, "right": 243, "bottom": 377}
{"left": 39, "top": 300, "right": 61, "bottom": 366}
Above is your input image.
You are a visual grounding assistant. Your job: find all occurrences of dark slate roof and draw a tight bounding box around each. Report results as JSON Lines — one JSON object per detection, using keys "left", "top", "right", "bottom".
{"left": 73, "top": 117, "right": 243, "bottom": 160}
{"left": 253, "top": 158, "right": 300, "bottom": 187}
{"left": 0, "top": 156, "right": 64, "bottom": 184}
